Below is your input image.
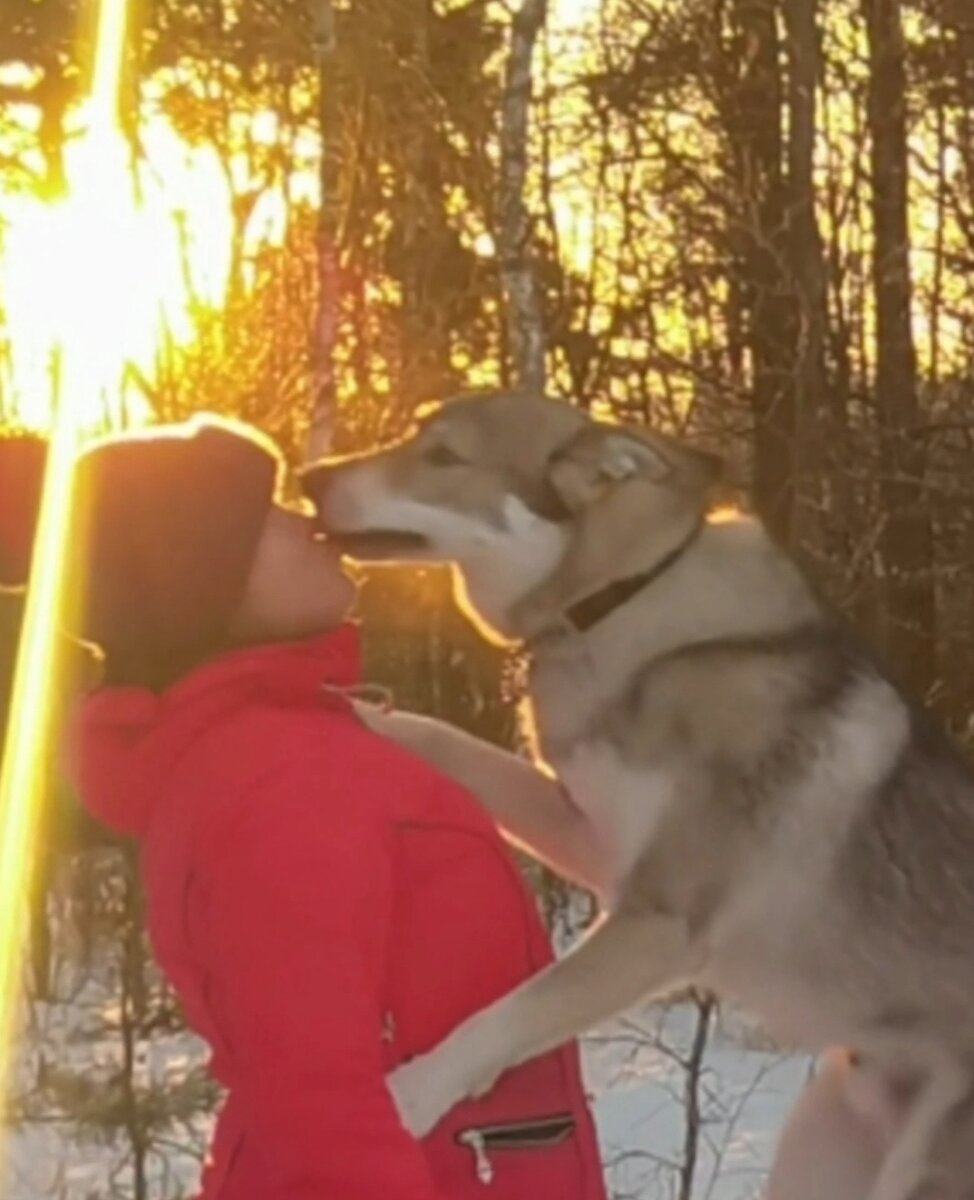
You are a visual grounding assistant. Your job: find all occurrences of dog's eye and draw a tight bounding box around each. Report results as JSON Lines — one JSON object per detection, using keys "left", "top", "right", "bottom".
{"left": 424, "top": 443, "right": 464, "bottom": 467}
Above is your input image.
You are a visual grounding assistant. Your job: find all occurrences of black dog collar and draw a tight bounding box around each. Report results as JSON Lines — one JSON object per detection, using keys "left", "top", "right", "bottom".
{"left": 565, "top": 519, "right": 705, "bottom": 633}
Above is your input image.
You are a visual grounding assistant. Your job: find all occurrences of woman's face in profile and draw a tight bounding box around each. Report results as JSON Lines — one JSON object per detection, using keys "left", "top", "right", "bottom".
{"left": 227, "top": 503, "right": 357, "bottom": 643}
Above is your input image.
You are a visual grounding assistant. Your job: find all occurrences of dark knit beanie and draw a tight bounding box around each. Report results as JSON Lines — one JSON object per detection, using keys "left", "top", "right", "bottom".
{"left": 0, "top": 416, "right": 282, "bottom": 689}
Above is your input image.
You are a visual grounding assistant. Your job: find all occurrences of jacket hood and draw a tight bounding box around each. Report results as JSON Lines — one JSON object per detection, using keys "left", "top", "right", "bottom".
{"left": 65, "top": 625, "right": 362, "bottom": 838}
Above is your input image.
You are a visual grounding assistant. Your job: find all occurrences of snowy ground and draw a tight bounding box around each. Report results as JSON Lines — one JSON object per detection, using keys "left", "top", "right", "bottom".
{"left": 3, "top": 885, "right": 808, "bottom": 1198}
{"left": 587, "top": 1005, "right": 808, "bottom": 1200}
{"left": 4, "top": 998, "right": 808, "bottom": 1199}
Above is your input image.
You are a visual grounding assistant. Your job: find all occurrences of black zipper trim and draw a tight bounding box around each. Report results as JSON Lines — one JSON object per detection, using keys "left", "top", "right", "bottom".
{"left": 456, "top": 1113, "right": 576, "bottom": 1152}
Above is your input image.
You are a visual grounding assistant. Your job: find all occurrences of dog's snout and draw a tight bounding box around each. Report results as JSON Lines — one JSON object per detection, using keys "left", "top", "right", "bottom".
{"left": 299, "top": 458, "right": 373, "bottom": 535}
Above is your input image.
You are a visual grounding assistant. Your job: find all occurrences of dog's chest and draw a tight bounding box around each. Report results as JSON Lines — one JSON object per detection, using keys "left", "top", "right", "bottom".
{"left": 528, "top": 645, "right": 620, "bottom": 749}
{"left": 553, "top": 739, "right": 675, "bottom": 883}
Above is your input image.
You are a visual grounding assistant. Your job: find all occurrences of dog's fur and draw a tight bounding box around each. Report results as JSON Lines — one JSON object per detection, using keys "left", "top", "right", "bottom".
{"left": 304, "top": 391, "right": 974, "bottom": 1200}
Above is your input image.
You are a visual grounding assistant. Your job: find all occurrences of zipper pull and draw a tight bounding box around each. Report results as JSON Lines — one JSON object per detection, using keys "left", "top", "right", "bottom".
{"left": 381, "top": 1012, "right": 396, "bottom": 1043}
{"left": 459, "top": 1130, "right": 495, "bottom": 1185}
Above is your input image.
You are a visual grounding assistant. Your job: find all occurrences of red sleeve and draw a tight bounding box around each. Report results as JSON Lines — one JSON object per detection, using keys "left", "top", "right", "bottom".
{"left": 203, "top": 743, "right": 445, "bottom": 1200}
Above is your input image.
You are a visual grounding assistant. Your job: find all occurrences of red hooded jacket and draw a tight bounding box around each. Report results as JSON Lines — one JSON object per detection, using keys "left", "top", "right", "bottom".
{"left": 66, "top": 625, "right": 607, "bottom": 1200}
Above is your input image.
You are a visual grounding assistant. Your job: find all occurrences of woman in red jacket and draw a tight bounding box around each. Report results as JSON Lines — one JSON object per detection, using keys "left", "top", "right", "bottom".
{"left": 0, "top": 418, "right": 607, "bottom": 1200}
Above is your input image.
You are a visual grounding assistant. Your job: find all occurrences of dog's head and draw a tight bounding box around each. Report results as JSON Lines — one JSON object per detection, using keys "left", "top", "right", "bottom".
{"left": 301, "top": 391, "right": 589, "bottom": 640}
{"left": 302, "top": 392, "right": 721, "bottom": 641}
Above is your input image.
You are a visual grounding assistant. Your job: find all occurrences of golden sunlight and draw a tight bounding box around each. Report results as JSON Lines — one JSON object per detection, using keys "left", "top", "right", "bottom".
{"left": 0, "top": 0, "right": 140, "bottom": 1142}
{"left": 0, "top": 0, "right": 297, "bottom": 1142}
{"left": 1, "top": 108, "right": 235, "bottom": 431}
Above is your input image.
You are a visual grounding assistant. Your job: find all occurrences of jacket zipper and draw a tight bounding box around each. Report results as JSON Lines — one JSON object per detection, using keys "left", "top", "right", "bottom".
{"left": 456, "top": 1114, "right": 576, "bottom": 1185}
{"left": 458, "top": 1129, "right": 495, "bottom": 1185}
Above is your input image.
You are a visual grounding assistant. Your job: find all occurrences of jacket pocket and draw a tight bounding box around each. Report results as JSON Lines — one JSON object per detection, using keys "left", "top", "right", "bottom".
{"left": 455, "top": 1114, "right": 576, "bottom": 1185}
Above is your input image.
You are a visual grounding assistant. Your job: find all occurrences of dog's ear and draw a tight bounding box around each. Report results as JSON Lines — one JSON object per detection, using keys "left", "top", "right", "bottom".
{"left": 594, "top": 432, "right": 671, "bottom": 482}
{"left": 544, "top": 423, "right": 723, "bottom": 513}
{"left": 609, "top": 428, "right": 724, "bottom": 491}
{"left": 540, "top": 427, "right": 667, "bottom": 514}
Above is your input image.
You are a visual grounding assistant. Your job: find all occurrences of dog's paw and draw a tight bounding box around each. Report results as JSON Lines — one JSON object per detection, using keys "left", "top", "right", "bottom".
{"left": 387, "top": 1053, "right": 465, "bottom": 1138}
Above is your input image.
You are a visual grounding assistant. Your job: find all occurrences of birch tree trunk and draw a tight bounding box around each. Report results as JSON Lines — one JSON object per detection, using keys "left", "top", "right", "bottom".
{"left": 499, "top": 0, "right": 548, "bottom": 394}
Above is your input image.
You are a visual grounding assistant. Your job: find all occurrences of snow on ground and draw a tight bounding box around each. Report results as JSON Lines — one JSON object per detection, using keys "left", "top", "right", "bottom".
{"left": 4, "top": 999, "right": 808, "bottom": 1199}
{"left": 3, "top": 887, "right": 807, "bottom": 1198}
{"left": 585, "top": 1004, "right": 809, "bottom": 1199}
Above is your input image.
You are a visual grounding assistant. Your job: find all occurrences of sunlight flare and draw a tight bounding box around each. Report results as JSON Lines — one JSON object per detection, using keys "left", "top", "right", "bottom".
{"left": 1, "top": 109, "right": 236, "bottom": 431}
{"left": 0, "top": 0, "right": 137, "bottom": 1136}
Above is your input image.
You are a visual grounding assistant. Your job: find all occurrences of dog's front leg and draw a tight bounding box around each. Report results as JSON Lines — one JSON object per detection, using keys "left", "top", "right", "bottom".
{"left": 388, "top": 909, "right": 693, "bottom": 1136}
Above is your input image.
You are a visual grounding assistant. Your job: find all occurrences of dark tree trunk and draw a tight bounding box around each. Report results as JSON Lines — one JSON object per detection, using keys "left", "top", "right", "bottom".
{"left": 725, "top": 0, "right": 798, "bottom": 545}
{"left": 397, "top": 0, "right": 460, "bottom": 405}
{"left": 307, "top": 0, "right": 340, "bottom": 460}
{"left": 783, "top": 0, "right": 828, "bottom": 496}
{"left": 864, "top": 0, "right": 936, "bottom": 698}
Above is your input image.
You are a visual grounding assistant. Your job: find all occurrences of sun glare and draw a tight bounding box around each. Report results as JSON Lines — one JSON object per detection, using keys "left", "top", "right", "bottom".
{"left": 0, "top": 0, "right": 300, "bottom": 1135}
{"left": 0, "top": 0, "right": 140, "bottom": 1153}
{"left": 0, "top": 5, "right": 305, "bottom": 1132}
{"left": 0, "top": 107, "right": 236, "bottom": 432}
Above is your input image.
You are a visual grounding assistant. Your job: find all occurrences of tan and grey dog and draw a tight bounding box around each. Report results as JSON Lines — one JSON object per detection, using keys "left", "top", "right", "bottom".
{"left": 303, "top": 391, "right": 974, "bottom": 1200}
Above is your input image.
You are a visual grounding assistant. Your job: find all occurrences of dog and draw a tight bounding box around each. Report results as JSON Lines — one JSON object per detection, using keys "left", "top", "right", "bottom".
{"left": 508, "top": 419, "right": 723, "bottom": 639}
{"left": 303, "top": 390, "right": 974, "bottom": 1200}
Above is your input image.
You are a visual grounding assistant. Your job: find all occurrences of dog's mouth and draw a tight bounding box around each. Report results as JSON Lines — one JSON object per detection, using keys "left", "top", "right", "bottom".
{"left": 325, "top": 529, "right": 431, "bottom": 561}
